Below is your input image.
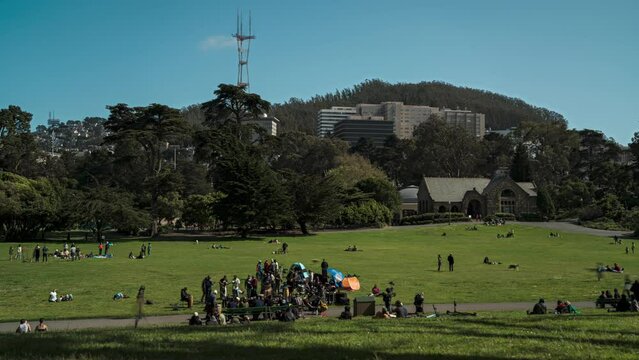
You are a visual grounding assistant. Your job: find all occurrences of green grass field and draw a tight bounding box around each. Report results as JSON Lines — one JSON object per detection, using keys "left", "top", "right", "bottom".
{"left": 0, "top": 224, "right": 637, "bottom": 323}
{"left": 2, "top": 311, "right": 638, "bottom": 359}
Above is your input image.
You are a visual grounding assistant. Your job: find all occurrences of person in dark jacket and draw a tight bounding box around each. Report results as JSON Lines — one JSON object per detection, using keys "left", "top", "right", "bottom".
{"left": 447, "top": 254, "right": 455, "bottom": 272}
{"left": 527, "top": 298, "right": 547, "bottom": 315}
{"left": 414, "top": 292, "right": 425, "bottom": 314}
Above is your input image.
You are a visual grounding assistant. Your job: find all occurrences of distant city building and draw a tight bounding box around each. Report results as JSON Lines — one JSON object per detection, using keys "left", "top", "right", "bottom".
{"left": 333, "top": 119, "right": 394, "bottom": 146}
{"left": 441, "top": 109, "right": 485, "bottom": 138}
{"left": 316, "top": 107, "right": 357, "bottom": 137}
{"left": 317, "top": 102, "right": 485, "bottom": 141}
{"left": 486, "top": 127, "right": 516, "bottom": 137}
{"left": 245, "top": 115, "right": 279, "bottom": 136}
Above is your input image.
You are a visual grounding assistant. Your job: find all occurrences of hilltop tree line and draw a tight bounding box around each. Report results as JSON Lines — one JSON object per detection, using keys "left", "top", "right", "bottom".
{"left": 271, "top": 79, "right": 566, "bottom": 134}
{"left": 2, "top": 83, "right": 639, "bottom": 241}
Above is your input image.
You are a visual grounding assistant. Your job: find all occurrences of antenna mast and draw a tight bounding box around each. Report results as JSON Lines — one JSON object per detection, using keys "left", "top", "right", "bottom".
{"left": 233, "top": 10, "right": 255, "bottom": 91}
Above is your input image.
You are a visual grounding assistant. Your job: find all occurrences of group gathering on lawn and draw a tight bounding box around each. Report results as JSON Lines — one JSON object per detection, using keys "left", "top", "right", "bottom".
{"left": 8, "top": 233, "right": 639, "bottom": 334}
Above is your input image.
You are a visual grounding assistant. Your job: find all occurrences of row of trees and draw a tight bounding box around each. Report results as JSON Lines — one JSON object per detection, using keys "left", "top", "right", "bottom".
{"left": 348, "top": 116, "right": 639, "bottom": 227}
{"left": 0, "top": 85, "right": 400, "bottom": 241}
{"left": 2, "top": 82, "right": 639, "bottom": 240}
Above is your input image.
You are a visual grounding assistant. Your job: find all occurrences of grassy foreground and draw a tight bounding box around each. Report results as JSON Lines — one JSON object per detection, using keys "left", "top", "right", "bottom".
{"left": 2, "top": 312, "right": 639, "bottom": 359}
{"left": 0, "top": 224, "right": 637, "bottom": 322}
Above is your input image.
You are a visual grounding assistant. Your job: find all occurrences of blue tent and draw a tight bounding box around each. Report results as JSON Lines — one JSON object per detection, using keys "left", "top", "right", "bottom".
{"left": 327, "top": 268, "right": 344, "bottom": 286}
{"left": 290, "top": 262, "right": 310, "bottom": 279}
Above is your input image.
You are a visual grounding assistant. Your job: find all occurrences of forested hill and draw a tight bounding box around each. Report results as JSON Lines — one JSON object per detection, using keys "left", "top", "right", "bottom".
{"left": 271, "top": 79, "right": 566, "bottom": 135}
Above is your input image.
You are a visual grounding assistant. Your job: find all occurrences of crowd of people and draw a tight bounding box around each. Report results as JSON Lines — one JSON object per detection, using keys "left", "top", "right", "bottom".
{"left": 183, "top": 257, "right": 346, "bottom": 325}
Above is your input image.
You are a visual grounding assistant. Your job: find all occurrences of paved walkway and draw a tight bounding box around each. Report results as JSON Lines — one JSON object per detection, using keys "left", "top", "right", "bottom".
{"left": 0, "top": 301, "right": 595, "bottom": 333}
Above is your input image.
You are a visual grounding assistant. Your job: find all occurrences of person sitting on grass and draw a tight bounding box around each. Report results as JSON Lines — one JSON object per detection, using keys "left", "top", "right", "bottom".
{"left": 370, "top": 284, "right": 381, "bottom": 297}
{"left": 614, "top": 288, "right": 621, "bottom": 299}
{"left": 393, "top": 300, "right": 409, "bottom": 318}
{"left": 613, "top": 263, "right": 623, "bottom": 272}
{"left": 373, "top": 308, "right": 393, "bottom": 319}
{"left": 181, "top": 287, "right": 193, "bottom": 308}
{"left": 338, "top": 305, "right": 352, "bottom": 320}
{"left": 49, "top": 289, "right": 58, "bottom": 302}
{"left": 615, "top": 294, "right": 631, "bottom": 312}
{"left": 35, "top": 318, "right": 48, "bottom": 332}
{"left": 527, "top": 298, "right": 547, "bottom": 315}
{"left": 16, "top": 319, "right": 31, "bottom": 334}
{"left": 189, "top": 312, "right": 203, "bottom": 326}
{"left": 554, "top": 300, "right": 567, "bottom": 314}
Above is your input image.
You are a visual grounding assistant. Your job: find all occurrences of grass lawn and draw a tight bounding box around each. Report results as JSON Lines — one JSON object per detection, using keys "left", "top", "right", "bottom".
{"left": 0, "top": 224, "right": 637, "bottom": 322}
{"left": 1, "top": 311, "right": 638, "bottom": 359}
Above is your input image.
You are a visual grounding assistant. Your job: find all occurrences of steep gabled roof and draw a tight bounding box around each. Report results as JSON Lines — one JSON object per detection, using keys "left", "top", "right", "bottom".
{"left": 422, "top": 177, "right": 491, "bottom": 202}
{"left": 516, "top": 182, "right": 537, "bottom": 197}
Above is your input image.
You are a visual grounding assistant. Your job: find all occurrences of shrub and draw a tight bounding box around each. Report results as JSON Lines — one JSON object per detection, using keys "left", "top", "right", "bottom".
{"left": 517, "top": 213, "right": 542, "bottom": 221}
{"left": 400, "top": 212, "right": 469, "bottom": 225}
{"left": 333, "top": 200, "right": 393, "bottom": 227}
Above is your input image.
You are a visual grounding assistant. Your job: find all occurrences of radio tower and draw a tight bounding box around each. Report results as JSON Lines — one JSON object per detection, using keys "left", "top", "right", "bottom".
{"left": 233, "top": 11, "right": 255, "bottom": 91}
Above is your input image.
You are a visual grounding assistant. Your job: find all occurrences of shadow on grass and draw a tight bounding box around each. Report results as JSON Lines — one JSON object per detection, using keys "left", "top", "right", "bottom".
{"left": 0, "top": 325, "right": 518, "bottom": 360}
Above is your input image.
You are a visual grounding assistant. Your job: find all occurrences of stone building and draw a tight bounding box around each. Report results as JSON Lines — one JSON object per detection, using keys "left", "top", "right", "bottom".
{"left": 417, "top": 174, "right": 537, "bottom": 217}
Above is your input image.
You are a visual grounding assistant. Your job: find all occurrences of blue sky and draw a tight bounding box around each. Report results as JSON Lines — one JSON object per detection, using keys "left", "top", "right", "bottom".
{"left": 1, "top": 0, "right": 637, "bottom": 143}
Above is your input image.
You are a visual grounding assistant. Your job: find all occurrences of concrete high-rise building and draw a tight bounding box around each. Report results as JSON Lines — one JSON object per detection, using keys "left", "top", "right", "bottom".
{"left": 442, "top": 109, "right": 486, "bottom": 138}
{"left": 317, "top": 102, "right": 485, "bottom": 140}
{"left": 316, "top": 107, "right": 357, "bottom": 137}
{"left": 245, "top": 115, "right": 279, "bottom": 136}
{"left": 333, "top": 119, "right": 394, "bottom": 146}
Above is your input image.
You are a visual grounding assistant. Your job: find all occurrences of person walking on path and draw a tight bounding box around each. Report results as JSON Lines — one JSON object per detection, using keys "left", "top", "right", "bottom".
{"left": 135, "top": 286, "right": 145, "bottom": 328}
{"left": 437, "top": 255, "right": 442, "bottom": 272}
{"left": 447, "top": 254, "right": 455, "bottom": 272}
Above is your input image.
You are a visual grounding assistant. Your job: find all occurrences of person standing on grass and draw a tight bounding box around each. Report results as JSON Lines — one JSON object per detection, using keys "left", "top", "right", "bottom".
{"left": 98, "top": 242, "right": 103, "bottom": 256}
{"left": 414, "top": 292, "right": 425, "bottom": 314}
{"left": 437, "top": 254, "right": 442, "bottom": 272}
{"left": 42, "top": 244, "right": 48, "bottom": 262}
{"left": 321, "top": 259, "right": 329, "bottom": 283}
{"left": 201, "top": 275, "right": 212, "bottom": 303}
{"left": 147, "top": 242, "right": 151, "bottom": 256}
{"left": 632, "top": 242, "right": 635, "bottom": 254}
{"left": 447, "top": 254, "right": 454, "bottom": 272}
{"left": 34, "top": 244, "right": 41, "bottom": 262}
{"left": 626, "top": 246, "right": 629, "bottom": 255}
{"left": 8, "top": 246, "right": 13, "bottom": 261}
{"left": 17, "top": 245, "right": 22, "bottom": 262}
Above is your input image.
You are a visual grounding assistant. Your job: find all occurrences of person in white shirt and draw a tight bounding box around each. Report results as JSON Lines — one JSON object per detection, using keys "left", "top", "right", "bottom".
{"left": 49, "top": 289, "right": 58, "bottom": 302}
{"left": 16, "top": 319, "right": 31, "bottom": 333}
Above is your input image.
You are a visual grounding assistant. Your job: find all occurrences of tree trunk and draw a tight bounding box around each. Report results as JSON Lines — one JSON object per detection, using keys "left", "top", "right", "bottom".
{"left": 299, "top": 219, "right": 309, "bottom": 235}
{"left": 151, "top": 194, "right": 159, "bottom": 238}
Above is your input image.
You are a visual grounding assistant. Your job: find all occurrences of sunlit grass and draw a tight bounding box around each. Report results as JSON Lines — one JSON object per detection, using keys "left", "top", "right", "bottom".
{"left": 0, "top": 224, "right": 635, "bottom": 322}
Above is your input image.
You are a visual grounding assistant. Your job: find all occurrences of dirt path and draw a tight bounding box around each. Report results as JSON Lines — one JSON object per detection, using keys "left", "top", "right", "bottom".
{"left": 0, "top": 301, "right": 596, "bottom": 333}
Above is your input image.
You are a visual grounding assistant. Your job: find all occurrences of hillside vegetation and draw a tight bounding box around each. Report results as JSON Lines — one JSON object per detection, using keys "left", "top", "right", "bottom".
{"left": 271, "top": 79, "right": 566, "bottom": 134}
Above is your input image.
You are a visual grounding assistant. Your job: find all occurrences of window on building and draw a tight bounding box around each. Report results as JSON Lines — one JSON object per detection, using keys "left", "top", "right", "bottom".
{"left": 500, "top": 189, "right": 516, "bottom": 214}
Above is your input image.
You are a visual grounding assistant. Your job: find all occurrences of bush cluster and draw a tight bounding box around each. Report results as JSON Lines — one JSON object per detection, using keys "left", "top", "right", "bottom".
{"left": 400, "top": 212, "right": 469, "bottom": 225}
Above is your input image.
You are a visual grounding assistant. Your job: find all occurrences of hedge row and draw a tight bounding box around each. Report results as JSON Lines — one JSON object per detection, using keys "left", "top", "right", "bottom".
{"left": 401, "top": 212, "right": 470, "bottom": 225}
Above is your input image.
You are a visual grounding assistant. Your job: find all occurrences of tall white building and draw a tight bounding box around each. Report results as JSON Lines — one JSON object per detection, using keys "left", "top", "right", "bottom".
{"left": 316, "top": 106, "right": 357, "bottom": 137}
